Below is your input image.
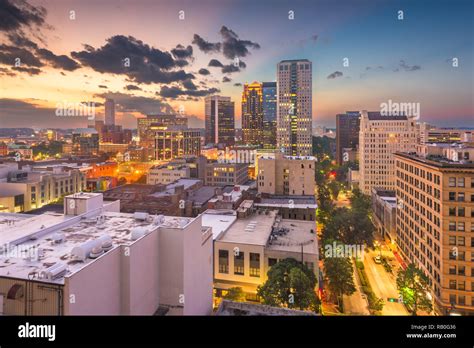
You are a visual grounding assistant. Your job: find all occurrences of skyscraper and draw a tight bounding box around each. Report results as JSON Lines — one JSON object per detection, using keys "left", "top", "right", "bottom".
{"left": 276, "top": 59, "right": 312, "bottom": 156}
{"left": 105, "top": 98, "right": 115, "bottom": 126}
{"left": 205, "top": 96, "right": 235, "bottom": 147}
{"left": 242, "top": 82, "right": 263, "bottom": 145}
{"left": 359, "top": 111, "right": 417, "bottom": 194}
{"left": 336, "top": 111, "right": 361, "bottom": 165}
{"left": 262, "top": 82, "right": 277, "bottom": 148}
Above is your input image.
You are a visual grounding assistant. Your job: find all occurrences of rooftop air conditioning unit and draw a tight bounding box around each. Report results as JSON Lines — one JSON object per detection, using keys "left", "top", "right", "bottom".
{"left": 134, "top": 212, "right": 149, "bottom": 221}
{"left": 41, "top": 263, "right": 67, "bottom": 280}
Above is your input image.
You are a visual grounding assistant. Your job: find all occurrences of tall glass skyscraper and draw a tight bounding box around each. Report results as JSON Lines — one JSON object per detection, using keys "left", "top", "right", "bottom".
{"left": 205, "top": 96, "right": 235, "bottom": 146}
{"left": 262, "top": 82, "right": 277, "bottom": 148}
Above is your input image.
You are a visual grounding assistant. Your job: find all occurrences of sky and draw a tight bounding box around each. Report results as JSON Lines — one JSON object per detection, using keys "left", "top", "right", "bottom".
{"left": 0, "top": 0, "right": 473, "bottom": 129}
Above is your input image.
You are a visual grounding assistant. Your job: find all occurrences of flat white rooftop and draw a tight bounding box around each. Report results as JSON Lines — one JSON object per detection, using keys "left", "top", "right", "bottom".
{"left": 0, "top": 211, "right": 194, "bottom": 285}
{"left": 201, "top": 210, "right": 237, "bottom": 240}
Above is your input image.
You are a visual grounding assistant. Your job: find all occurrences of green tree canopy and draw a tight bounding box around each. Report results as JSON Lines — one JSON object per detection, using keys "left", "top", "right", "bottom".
{"left": 396, "top": 264, "right": 433, "bottom": 315}
{"left": 323, "top": 254, "right": 356, "bottom": 308}
{"left": 257, "top": 258, "right": 320, "bottom": 312}
{"left": 223, "top": 287, "right": 246, "bottom": 302}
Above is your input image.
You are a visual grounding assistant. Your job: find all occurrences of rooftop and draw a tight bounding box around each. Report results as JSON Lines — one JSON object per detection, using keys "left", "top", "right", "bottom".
{"left": 256, "top": 196, "right": 317, "bottom": 209}
{"left": 201, "top": 209, "right": 237, "bottom": 240}
{"left": 0, "top": 210, "right": 194, "bottom": 285}
{"left": 215, "top": 300, "right": 318, "bottom": 316}
{"left": 395, "top": 152, "right": 474, "bottom": 169}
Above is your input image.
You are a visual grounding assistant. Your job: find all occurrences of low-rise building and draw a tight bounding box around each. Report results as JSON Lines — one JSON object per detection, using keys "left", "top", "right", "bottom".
{"left": 205, "top": 162, "right": 249, "bottom": 187}
{"left": 0, "top": 192, "right": 213, "bottom": 315}
{"left": 371, "top": 188, "right": 397, "bottom": 242}
{"left": 204, "top": 203, "right": 318, "bottom": 301}
{"left": 254, "top": 195, "right": 317, "bottom": 221}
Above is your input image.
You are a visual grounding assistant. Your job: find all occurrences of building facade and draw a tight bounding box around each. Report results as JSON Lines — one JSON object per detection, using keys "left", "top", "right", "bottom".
{"left": 395, "top": 152, "right": 474, "bottom": 315}
{"left": 205, "top": 96, "right": 235, "bottom": 147}
{"left": 262, "top": 82, "right": 277, "bottom": 149}
{"left": 257, "top": 152, "right": 316, "bottom": 196}
{"left": 276, "top": 59, "right": 312, "bottom": 156}
{"left": 359, "top": 111, "right": 417, "bottom": 194}
{"left": 336, "top": 111, "right": 360, "bottom": 165}
{"left": 242, "top": 82, "right": 264, "bottom": 146}
{"left": 205, "top": 162, "right": 248, "bottom": 187}
{"left": 104, "top": 98, "right": 115, "bottom": 126}
{"left": 72, "top": 128, "right": 99, "bottom": 156}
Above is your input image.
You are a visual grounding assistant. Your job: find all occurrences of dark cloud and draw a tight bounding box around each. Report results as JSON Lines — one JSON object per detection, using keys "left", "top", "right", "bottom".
{"left": 98, "top": 85, "right": 108, "bottom": 89}
{"left": 94, "top": 92, "right": 175, "bottom": 115}
{"left": 222, "top": 76, "right": 231, "bottom": 83}
{"left": 222, "top": 60, "right": 246, "bottom": 74}
{"left": 12, "top": 66, "right": 41, "bottom": 75}
{"left": 0, "top": 44, "right": 43, "bottom": 67}
{"left": 124, "top": 84, "right": 141, "bottom": 91}
{"left": 0, "top": 0, "right": 47, "bottom": 31}
{"left": 71, "top": 35, "right": 195, "bottom": 84}
{"left": 0, "top": 67, "right": 16, "bottom": 76}
{"left": 327, "top": 71, "right": 343, "bottom": 79}
{"left": 171, "top": 44, "right": 193, "bottom": 59}
{"left": 208, "top": 59, "right": 224, "bottom": 68}
{"left": 192, "top": 34, "right": 221, "bottom": 53}
{"left": 36, "top": 48, "right": 80, "bottom": 71}
{"left": 158, "top": 86, "right": 219, "bottom": 99}
{"left": 233, "top": 83, "right": 242, "bottom": 87}
{"left": 219, "top": 26, "right": 260, "bottom": 59}
{"left": 198, "top": 68, "right": 210, "bottom": 75}
{"left": 398, "top": 60, "right": 421, "bottom": 72}
{"left": 183, "top": 79, "right": 197, "bottom": 90}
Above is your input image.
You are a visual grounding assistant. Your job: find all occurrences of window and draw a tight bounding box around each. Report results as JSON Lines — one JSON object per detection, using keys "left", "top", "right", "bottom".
{"left": 449, "top": 265, "right": 456, "bottom": 275}
{"left": 458, "top": 192, "right": 465, "bottom": 202}
{"left": 458, "top": 207, "right": 465, "bottom": 217}
{"left": 449, "top": 192, "right": 456, "bottom": 201}
{"left": 449, "top": 280, "right": 457, "bottom": 290}
{"left": 449, "top": 236, "right": 456, "bottom": 245}
{"left": 449, "top": 294, "right": 456, "bottom": 305}
{"left": 249, "top": 253, "right": 260, "bottom": 277}
{"left": 458, "top": 178, "right": 465, "bottom": 187}
{"left": 449, "top": 222, "right": 456, "bottom": 231}
{"left": 268, "top": 258, "right": 278, "bottom": 267}
{"left": 458, "top": 266, "right": 465, "bottom": 276}
{"left": 458, "top": 222, "right": 465, "bottom": 232}
{"left": 449, "top": 207, "right": 456, "bottom": 216}
{"left": 234, "top": 251, "right": 244, "bottom": 275}
{"left": 458, "top": 296, "right": 465, "bottom": 306}
{"left": 218, "top": 250, "right": 229, "bottom": 274}
{"left": 449, "top": 177, "right": 456, "bottom": 187}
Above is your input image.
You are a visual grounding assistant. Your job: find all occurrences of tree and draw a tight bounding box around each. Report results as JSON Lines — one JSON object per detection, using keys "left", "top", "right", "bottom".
{"left": 350, "top": 188, "right": 371, "bottom": 214}
{"left": 223, "top": 287, "right": 246, "bottom": 302}
{"left": 257, "top": 258, "right": 320, "bottom": 312}
{"left": 323, "top": 255, "right": 356, "bottom": 310}
{"left": 327, "top": 180, "right": 341, "bottom": 200}
{"left": 322, "top": 207, "right": 374, "bottom": 247}
{"left": 316, "top": 184, "right": 335, "bottom": 226}
{"left": 397, "top": 264, "right": 433, "bottom": 315}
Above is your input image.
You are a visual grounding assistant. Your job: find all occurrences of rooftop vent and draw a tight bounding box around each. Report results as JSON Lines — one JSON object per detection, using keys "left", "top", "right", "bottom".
{"left": 51, "top": 233, "right": 65, "bottom": 244}
{"left": 40, "top": 262, "right": 67, "bottom": 280}
{"left": 89, "top": 246, "right": 104, "bottom": 259}
{"left": 134, "top": 212, "right": 149, "bottom": 221}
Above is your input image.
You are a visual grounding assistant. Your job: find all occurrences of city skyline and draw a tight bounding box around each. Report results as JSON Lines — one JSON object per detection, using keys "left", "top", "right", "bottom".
{"left": 1, "top": 0, "right": 473, "bottom": 130}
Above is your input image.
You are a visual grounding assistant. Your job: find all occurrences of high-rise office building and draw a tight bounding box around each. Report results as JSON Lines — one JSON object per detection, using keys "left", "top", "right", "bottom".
{"left": 262, "top": 82, "right": 277, "bottom": 148}
{"left": 336, "top": 111, "right": 361, "bottom": 165}
{"left": 138, "top": 114, "right": 188, "bottom": 147}
{"left": 242, "top": 82, "right": 263, "bottom": 146}
{"left": 105, "top": 98, "right": 115, "bottom": 126}
{"left": 205, "top": 96, "right": 235, "bottom": 147}
{"left": 276, "top": 59, "right": 312, "bottom": 156}
{"left": 72, "top": 128, "right": 99, "bottom": 156}
{"left": 395, "top": 151, "right": 474, "bottom": 315}
{"left": 359, "top": 111, "right": 417, "bottom": 195}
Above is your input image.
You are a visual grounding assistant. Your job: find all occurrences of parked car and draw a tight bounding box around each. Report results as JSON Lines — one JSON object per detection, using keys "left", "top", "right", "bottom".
{"left": 374, "top": 255, "right": 382, "bottom": 264}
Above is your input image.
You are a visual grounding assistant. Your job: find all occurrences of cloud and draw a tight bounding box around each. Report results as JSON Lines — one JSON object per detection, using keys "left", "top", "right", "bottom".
{"left": 71, "top": 35, "right": 195, "bottom": 84}
{"left": 94, "top": 92, "right": 175, "bottom": 115}
{"left": 124, "top": 84, "right": 141, "bottom": 91}
{"left": 0, "top": 0, "right": 47, "bottom": 31}
{"left": 171, "top": 44, "right": 193, "bottom": 59}
{"left": 98, "top": 85, "right": 108, "bottom": 89}
{"left": 0, "top": 67, "right": 16, "bottom": 76}
{"left": 0, "top": 44, "right": 43, "bottom": 67}
{"left": 192, "top": 34, "right": 221, "bottom": 53}
{"left": 219, "top": 26, "right": 260, "bottom": 59}
{"left": 327, "top": 71, "right": 343, "bottom": 79}
{"left": 208, "top": 59, "right": 224, "bottom": 68}
{"left": 183, "top": 79, "right": 197, "bottom": 90}
{"left": 36, "top": 48, "right": 80, "bottom": 71}
{"left": 222, "top": 76, "right": 231, "bottom": 83}
{"left": 158, "top": 86, "right": 219, "bottom": 99}
{"left": 222, "top": 60, "right": 246, "bottom": 73}
{"left": 233, "top": 82, "right": 242, "bottom": 87}
{"left": 398, "top": 60, "right": 421, "bottom": 72}
{"left": 11, "top": 66, "right": 41, "bottom": 75}
{"left": 198, "top": 68, "right": 210, "bottom": 75}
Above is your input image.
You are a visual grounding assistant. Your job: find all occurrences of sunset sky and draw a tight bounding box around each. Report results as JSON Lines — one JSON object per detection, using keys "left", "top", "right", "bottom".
{"left": 0, "top": 0, "right": 473, "bottom": 129}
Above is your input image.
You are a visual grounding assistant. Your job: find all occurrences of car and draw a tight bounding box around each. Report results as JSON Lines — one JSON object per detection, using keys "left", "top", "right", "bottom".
{"left": 374, "top": 255, "right": 382, "bottom": 264}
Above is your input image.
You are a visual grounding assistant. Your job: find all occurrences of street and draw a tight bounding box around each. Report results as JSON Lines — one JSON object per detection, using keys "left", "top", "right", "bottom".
{"left": 363, "top": 247, "right": 408, "bottom": 315}
{"left": 343, "top": 259, "right": 370, "bottom": 315}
